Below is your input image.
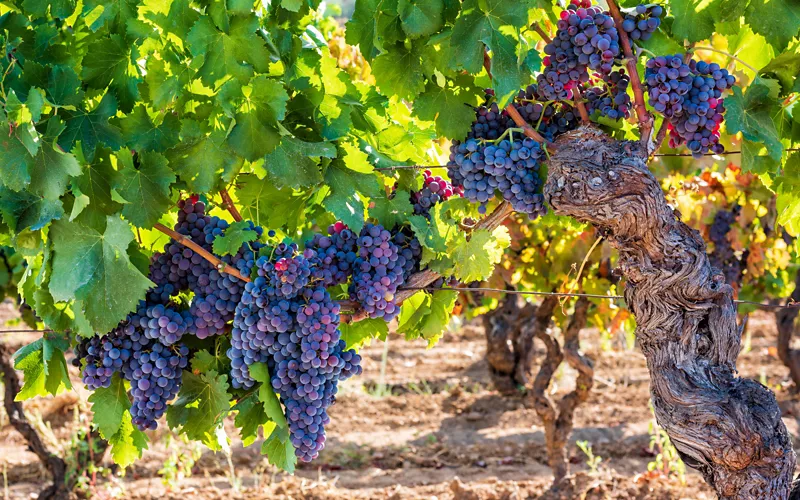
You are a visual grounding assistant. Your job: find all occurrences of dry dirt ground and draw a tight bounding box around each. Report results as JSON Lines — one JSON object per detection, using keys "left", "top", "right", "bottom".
{"left": 3, "top": 301, "right": 800, "bottom": 500}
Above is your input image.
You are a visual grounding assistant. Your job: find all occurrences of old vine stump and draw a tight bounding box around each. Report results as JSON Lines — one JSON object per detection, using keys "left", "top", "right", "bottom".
{"left": 545, "top": 126, "right": 795, "bottom": 499}
{"left": 483, "top": 294, "right": 537, "bottom": 392}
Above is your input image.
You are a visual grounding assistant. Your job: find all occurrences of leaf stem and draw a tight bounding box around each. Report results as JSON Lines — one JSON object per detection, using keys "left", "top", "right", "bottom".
{"left": 530, "top": 22, "right": 553, "bottom": 45}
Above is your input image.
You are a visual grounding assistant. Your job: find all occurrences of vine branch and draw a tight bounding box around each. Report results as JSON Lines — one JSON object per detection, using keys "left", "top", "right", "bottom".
{"left": 152, "top": 223, "right": 251, "bottom": 282}
{"left": 606, "top": 0, "right": 653, "bottom": 153}
{"left": 219, "top": 189, "right": 243, "bottom": 222}
{"left": 573, "top": 87, "right": 590, "bottom": 124}
{"left": 530, "top": 22, "right": 553, "bottom": 45}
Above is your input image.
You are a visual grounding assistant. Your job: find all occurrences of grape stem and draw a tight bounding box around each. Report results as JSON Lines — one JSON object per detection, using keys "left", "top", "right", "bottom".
{"left": 152, "top": 222, "right": 252, "bottom": 282}
{"left": 219, "top": 188, "right": 243, "bottom": 222}
{"left": 606, "top": 0, "right": 653, "bottom": 154}
{"left": 530, "top": 22, "right": 553, "bottom": 45}
{"left": 688, "top": 46, "right": 758, "bottom": 74}
{"left": 573, "top": 87, "right": 591, "bottom": 124}
{"left": 481, "top": 127, "right": 525, "bottom": 146}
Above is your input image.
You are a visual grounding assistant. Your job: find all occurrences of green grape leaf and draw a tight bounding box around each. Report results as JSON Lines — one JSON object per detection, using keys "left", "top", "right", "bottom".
{"left": 47, "top": 65, "right": 85, "bottom": 108}
{"left": 668, "top": 0, "right": 716, "bottom": 43}
{"left": 58, "top": 94, "right": 124, "bottom": 162}
{"left": 88, "top": 374, "right": 132, "bottom": 438}
{"left": 22, "top": 0, "right": 76, "bottom": 19}
{"left": 50, "top": 216, "right": 154, "bottom": 332}
{"left": 408, "top": 203, "right": 457, "bottom": 254}
{"left": 82, "top": 0, "right": 138, "bottom": 33}
{"left": 448, "top": 226, "right": 510, "bottom": 282}
{"left": 118, "top": 106, "right": 181, "bottom": 152}
{"left": 73, "top": 155, "right": 123, "bottom": 218}
{"left": 372, "top": 44, "right": 425, "bottom": 100}
{"left": 396, "top": 291, "right": 431, "bottom": 338}
{"left": 248, "top": 363, "right": 287, "bottom": 428}
{"left": 323, "top": 160, "right": 380, "bottom": 233}
{"left": 187, "top": 15, "right": 271, "bottom": 88}
{"left": 166, "top": 370, "right": 231, "bottom": 442}
{"left": 418, "top": 289, "right": 458, "bottom": 345}
{"left": 13, "top": 334, "right": 72, "bottom": 400}
{"left": 399, "top": 0, "right": 444, "bottom": 39}
{"left": 81, "top": 34, "right": 140, "bottom": 112}
{"left": 228, "top": 112, "right": 281, "bottom": 161}
{"left": 776, "top": 152, "right": 800, "bottom": 235}
{"left": 108, "top": 412, "right": 149, "bottom": 467}
{"left": 340, "top": 318, "right": 388, "bottom": 350}
{"left": 745, "top": 0, "right": 800, "bottom": 52}
{"left": 236, "top": 173, "right": 310, "bottom": 232}
{"left": 345, "top": 0, "right": 379, "bottom": 60}
{"left": 0, "top": 186, "right": 64, "bottom": 233}
{"left": 168, "top": 129, "right": 243, "bottom": 193}
{"left": 262, "top": 137, "right": 334, "bottom": 189}
{"left": 113, "top": 150, "right": 175, "bottom": 228}
{"left": 212, "top": 220, "right": 258, "bottom": 256}
{"left": 413, "top": 80, "right": 482, "bottom": 139}
{"left": 261, "top": 426, "right": 295, "bottom": 473}
{"left": 760, "top": 48, "right": 800, "bottom": 94}
{"left": 726, "top": 79, "right": 784, "bottom": 168}
{"left": 28, "top": 142, "right": 82, "bottom": 201}
{"left": 0, "top": 122, "right": 34, "bottom": 191}
{"left": 233, "top": 393, "right": 268, "bottom": 447}
{"left": 370, "top": 188, "right": 414, "bottom": 229}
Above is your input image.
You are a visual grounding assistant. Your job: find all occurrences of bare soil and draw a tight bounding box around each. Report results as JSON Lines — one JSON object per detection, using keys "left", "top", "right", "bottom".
{"left": 3, "top": 302, "right": 799, "bottom": 499}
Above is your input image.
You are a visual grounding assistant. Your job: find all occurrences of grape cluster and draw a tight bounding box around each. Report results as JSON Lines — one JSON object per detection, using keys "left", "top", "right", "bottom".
{"left": 73, "top": 329, "right": 132, "bottom": 390}
{"left": 393, "top": 227, "right": 422, "bottom": 282}
{"left": 122, "top": 329, "right": 188, "bottom": 431}
{"left": 412, "top": 170, "right": 463, "bottom": 217}
{"left": 645, "top": 55, "right": 736, "bottom": 157}
{"left": 538, "top": 0, "right": 620, "bottom": 100}
{"left": 584, "top": 70, "right": 631, "bottom": 119}
{"left": 136, "top": 304, "right": 193, "bottom": 346}
{"left": 708, "top": 206, "right": 744, "bottom": 286}
{"left": 228, "top": 244, "right": 362, "bottom": 461}
{"left": 467, "top": 102, "right": 506, "bottom": 140}
{"left": 307, "top": 222, "right": 358, "bottom": 287}
{"left": 510, "top": 85, "right": 580, "bottom": 140}
{"left": 621, "top": 4, "right": 663, "bottom": 41}
{"left": 350, "top": 223, "right": 407, "bottom": 321}
{"left": 448, "top": 137, "right": 546, "bottom": 217}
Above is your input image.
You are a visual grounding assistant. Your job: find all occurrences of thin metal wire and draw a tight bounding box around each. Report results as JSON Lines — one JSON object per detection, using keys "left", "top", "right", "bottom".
{"left": 400, "top": 286, "right": 800, "bottom": 310}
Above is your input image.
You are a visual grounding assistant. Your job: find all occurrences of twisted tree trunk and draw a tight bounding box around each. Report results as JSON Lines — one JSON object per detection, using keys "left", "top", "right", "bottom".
{"left": 777, "top": 269, "right": 800, "bottom": 390}
{"left": 529, "top": 296, "right": 593, "bottom": 488}
{"left": 483, "top": 294, "right": 538, "bottom": 393}
{"left": 545, "top": 126, "right": 795, "bottom": 499}
{"left": 0, "top": 343, "right": 69, "bottom": 500}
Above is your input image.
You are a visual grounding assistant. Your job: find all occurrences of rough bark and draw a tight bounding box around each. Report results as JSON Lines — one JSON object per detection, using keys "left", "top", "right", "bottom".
{"left": 528, "top": 297, "right": 592, "bottom": 487}
{"left": 544, "top": 126, "right": 795, "bottom": 499}
{"left": 483, "top": 294, "right": 537, "bottom": 393}
{"left": 776, "top": 269, "right": 800, "bottom": 389}
{"left": 0, "top": 343, "right": 69, "bottom": 500}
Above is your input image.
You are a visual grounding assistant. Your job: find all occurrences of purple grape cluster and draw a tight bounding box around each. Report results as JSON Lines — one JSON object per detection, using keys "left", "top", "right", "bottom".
{"left": 121, "top": 328, "right": 188, "bottom": 431}
{"left": 467, "top": 102, "right": 506, "bottom": 140}
{"left": 621, "top": 4, "right": 663, "bottom": 42}
{"left": 227, "top": 245, "right": 362, "bottom": 461}
{"left": 645, "top": 55, "right": 736, "bottom": 157}
{"left": 411, "top": 170, "right": 463, "bottom": 218}
{"left": 73, "top": 329, "right": 132, "bottom": 390}
{"left": 538, "top": 0, "right": 620, "bottom": 101}
{"left": 135, "top": 303, "right": 193, "bottom": 345}
{"left": 350, "top": 223, "right": 407, "bottom": 321}
{"left": 393, "top": 227, "right": 422, "bottom": 282}
{"left": 306, "top": 222, "right": 358, "bottom": 287}
{"left": 584, "top": 69, "right": 631, "bottom": 119}
{"left": 448, "top": 137, "right": 546, "bottom": 218}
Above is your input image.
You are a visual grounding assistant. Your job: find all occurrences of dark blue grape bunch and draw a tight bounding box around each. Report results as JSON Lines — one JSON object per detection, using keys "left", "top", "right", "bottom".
{"left": 645, "top": 55, "right": 736, "bottom": 157}
{"left": 467, "top": 102, "right": 507, "bottom": 140}
{"left": 537, "top": 0, "right": 621, "bottom": 101}
{"left": 584, "top": 69, "right": 631, "bottom": 119}
{"left": 510, "top": 86, "right": 580, "bottom": 140}
{"left": 134, "top": 303, "right": 193, "bottom": 346}
{"left": 122, "top": 332, "right": 188, "bottom": 431}
{"left": 73, "top": 329, "right": 133, "bottom": 390}
{"left": 350, "top": 223, "right": 406, "bottom": 321}
{"left": 392, "top": 227, "right": 422, "bottom": 282}
{"left": 621, "top": 4, "right": 663, "bottom": 42}
{"left": 306, "top": 222, "right": 358, "bottom": 287}
{"left": 411, "top": 170, "right": 463, "bottom": 218}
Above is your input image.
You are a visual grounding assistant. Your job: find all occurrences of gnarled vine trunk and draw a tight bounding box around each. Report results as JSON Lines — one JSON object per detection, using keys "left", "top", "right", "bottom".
{"left": 545, "top": 127, "right": 795, "bottom": 499}
{"left": 483, "top": 294, "right": 537, "bottom": 393}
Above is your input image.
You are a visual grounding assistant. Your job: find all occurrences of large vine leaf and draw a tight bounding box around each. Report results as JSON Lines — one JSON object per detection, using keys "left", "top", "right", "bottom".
{"left": 50, "top": 216, "right": 154, "bottom": 332}
{"left": 112, "top": 150, "right": 175, "bottom": 228}
{"left": 13, "top": 333, "right": 72, "bottom": 400}
{"left": 166, "top": 370, "right": 231, "bottom": 444}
